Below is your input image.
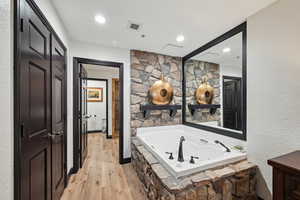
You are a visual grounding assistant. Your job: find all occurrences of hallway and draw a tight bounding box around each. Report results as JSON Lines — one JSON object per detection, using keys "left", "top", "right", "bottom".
{"left": 60, "top": 133, "right": 147, "bottom": 200}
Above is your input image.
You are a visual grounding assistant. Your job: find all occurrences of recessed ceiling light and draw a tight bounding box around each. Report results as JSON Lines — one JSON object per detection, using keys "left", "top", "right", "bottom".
{"left": 223, "top": 47, "right": 231, "bottom": 53}
{"left": 95, "top": 15, "right": 106, "bottom": 24}
{"left": 176, "top": 35, "right": 185, "bottom": 42}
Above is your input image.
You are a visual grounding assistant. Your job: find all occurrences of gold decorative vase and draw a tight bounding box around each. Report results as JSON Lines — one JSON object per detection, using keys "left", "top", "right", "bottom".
{"left": 195, "top": 77, "right": 214, "bottom": 104}
{"left": 149, "top": 75, "right": 174, "bottom": 105}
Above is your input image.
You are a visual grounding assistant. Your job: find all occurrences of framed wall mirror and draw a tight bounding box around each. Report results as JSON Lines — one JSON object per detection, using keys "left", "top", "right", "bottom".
{"left": 182, "top": 22, "right": 247, "bottom": 140}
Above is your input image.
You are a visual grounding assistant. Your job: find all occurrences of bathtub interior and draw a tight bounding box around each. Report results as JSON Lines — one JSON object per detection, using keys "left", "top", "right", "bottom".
{"left": 137, "top": 125, "right": 247, "bottom": 178}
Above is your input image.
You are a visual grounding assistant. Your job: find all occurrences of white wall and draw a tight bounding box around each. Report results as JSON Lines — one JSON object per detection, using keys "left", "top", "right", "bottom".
{"left": 247, "top": 0, "right": 300, "bottom": 199}
{"left": 87, "top": 80, "right": 107, "bottom": 132}
{"left": 71, "top": 42, "right": 131, "bottom": 158}
{"left": 0, "top": 0, "right": 13, "bottom": 199}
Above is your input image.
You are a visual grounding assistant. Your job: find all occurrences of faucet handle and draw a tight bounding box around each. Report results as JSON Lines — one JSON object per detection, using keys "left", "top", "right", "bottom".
{"left": 180, "top": 136, "right": 186, "bottom": 142}
{"left": 190, "top": 156, "right": 199, "bottom": 164}
{"left": 200, "top": 139, "right": 208, "bottom": 144}
{"left": 165, "top": 152, "right": 174, "bottom": 160}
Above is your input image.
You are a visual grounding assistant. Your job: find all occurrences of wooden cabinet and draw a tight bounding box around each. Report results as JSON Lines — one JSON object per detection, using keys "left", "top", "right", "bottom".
{"left": 268, "top": 151, "right": 300, "bottom": 200}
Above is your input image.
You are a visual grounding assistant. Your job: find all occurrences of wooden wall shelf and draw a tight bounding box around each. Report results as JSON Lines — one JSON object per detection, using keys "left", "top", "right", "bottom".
{"left": 140, "top": 104, "right": 182, "bottom": 118}
{"left": 188, "top": 104, "right": 221, "bottom": 115}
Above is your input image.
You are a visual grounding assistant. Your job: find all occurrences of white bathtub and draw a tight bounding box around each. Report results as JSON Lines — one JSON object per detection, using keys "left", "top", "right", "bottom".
{"left": 136, "top": 125, "right": 247, "bottom": 178}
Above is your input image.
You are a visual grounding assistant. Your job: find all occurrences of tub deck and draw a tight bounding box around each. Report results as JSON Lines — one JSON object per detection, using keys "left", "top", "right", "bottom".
{"left": 131, "top": 137, "right": 257, "bottom": 200}
{"left": 137, "top": 125, "right": 247, "bottom": 179}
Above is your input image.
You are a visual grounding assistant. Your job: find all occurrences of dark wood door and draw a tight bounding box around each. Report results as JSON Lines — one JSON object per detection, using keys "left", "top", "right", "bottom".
{"left": 223, "top": 77, "right": 242, "bottom": 130}
{"left": 80, "top": 66, "right": 88, "bottom": 166}
{"left": 51, "top": 36, "right": 66, "bottom": 200}
{"left": 112, "top": 78, "right": 120, "bottom": 138}
{"left": 20, "top": 1, "right": 52, "bottom": 199}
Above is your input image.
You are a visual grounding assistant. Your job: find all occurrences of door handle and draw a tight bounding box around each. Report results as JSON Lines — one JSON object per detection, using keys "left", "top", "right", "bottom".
{"left": 53, "top": 130, "right": 64, "bottom": 136}
{"left": 42, "top": 133, "right": 55, "bottom": 139}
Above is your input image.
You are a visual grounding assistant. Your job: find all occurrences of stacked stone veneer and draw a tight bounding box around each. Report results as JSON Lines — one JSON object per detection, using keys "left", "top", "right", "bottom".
{"left": 130, "top": 50, "right": 182, "bottom": 136}
{"left": 185, "top": 59, "right": 221, "bottom": 124}
{"left": 132, "top": 138, "right": 257, "bottom": 200}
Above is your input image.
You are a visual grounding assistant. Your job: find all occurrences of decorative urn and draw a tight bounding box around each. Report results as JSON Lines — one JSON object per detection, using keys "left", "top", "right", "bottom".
{"left": 195, "top": 77, "right": 214, "bottom": 104}
{"left": 149, "top": 75, "right": 174, "bottom": 105}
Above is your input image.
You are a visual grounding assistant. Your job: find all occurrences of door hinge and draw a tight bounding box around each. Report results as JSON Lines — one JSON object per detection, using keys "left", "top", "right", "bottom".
{"left": 20, "top": 18, "right": 24, "bottom": 32}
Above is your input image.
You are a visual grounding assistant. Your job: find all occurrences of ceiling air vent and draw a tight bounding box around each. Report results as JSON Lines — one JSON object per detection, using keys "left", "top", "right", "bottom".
{"left": 128, "top": 21, "right": 142, "bottom": 31}
{"left": 162, "top": 43, "right": 184, "bottom": 50}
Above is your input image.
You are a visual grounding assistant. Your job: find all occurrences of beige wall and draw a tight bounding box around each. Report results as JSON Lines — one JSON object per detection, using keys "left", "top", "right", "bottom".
{"left": 247, "top": 0, "right": 300, "bottom": 199}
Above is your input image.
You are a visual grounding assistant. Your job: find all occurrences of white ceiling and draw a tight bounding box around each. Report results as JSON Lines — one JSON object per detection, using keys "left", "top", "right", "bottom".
{"left": 52, "top": 0, "right": 277, "bottom": 57}
{"left": 192, "top": 32, "right": 242, "bottom": 68}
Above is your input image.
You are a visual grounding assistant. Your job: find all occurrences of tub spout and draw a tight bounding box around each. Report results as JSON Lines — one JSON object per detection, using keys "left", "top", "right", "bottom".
{"left": 215, "top": 140, "right": 231, "bottom": 152}
{"left": 178, "top": 136, "right": 185, "bottom": 162}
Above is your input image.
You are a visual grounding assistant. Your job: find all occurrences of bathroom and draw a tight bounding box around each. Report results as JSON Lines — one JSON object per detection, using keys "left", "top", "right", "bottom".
{"left": 1, "top": 0, "right": 300, "bottom": 200}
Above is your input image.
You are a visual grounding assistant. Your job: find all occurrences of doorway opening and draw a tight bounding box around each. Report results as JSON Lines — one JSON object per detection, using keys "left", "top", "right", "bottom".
{"left": 73, "top": 57, "right": 125, "bottom": 174}
{"left": 86, "top": 78, "right": 109, "bottom": 137}
{"left": 222, "top": 76, "right": 242, "bottom": 130}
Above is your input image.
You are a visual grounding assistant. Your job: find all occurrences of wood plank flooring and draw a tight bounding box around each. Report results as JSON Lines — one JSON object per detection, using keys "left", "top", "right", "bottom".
{"left": 60, "top": 133, "right": 147, "bottom": 200}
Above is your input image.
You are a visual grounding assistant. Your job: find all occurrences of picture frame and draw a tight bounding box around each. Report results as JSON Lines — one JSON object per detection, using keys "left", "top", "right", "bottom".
{"left": 87, "top": 87, "right": 103, "bottom": 102}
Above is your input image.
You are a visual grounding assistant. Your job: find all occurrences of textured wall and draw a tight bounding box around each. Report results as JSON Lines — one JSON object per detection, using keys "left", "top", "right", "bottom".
{"left": 247, "top": 0, "right": 300, "bottom": 199}
{"left": 185, "top": 59, "right": 221, "bottom": 123}
{"left": 130, "top": 50, "right": 182, "bottom": 136}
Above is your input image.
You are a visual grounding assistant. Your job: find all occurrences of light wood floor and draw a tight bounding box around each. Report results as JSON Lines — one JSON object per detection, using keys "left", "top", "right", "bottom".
{"left": 60, "top": 133, "right": 147, "bottom": 200}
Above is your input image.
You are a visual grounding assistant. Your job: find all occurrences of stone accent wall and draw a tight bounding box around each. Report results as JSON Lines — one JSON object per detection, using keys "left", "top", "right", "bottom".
{"left": 130, "top": 50, "right": 182, "bottom": 136}
{"left": 132, "top": 138, "right": 257, "bottom": 200}
{"left": 185, "top": 59, "right": 221, "bottom": 124}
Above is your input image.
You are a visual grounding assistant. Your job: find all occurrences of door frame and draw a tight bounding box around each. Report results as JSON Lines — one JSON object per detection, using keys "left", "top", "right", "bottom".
{"left": 222, "top": 75, "right": 242, "bottom": 129}
{"left": 73, "top": 57, "right": 126, "bottom": 173}
{"left": 13, "top": 0, "right": 68, "bottom": 199}
{"left": 85, "top": 78, "right": 109, "bottom": 135}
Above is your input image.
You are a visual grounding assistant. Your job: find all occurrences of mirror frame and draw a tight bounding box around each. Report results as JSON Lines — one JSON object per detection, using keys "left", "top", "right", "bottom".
{"left": 182, "top": 22, "right": 247, "bottom": 141}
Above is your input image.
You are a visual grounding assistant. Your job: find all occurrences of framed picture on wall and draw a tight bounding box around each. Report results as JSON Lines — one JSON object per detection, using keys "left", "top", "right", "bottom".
{"left": 87, "top": 87, "right": 103, "bottom": 102}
